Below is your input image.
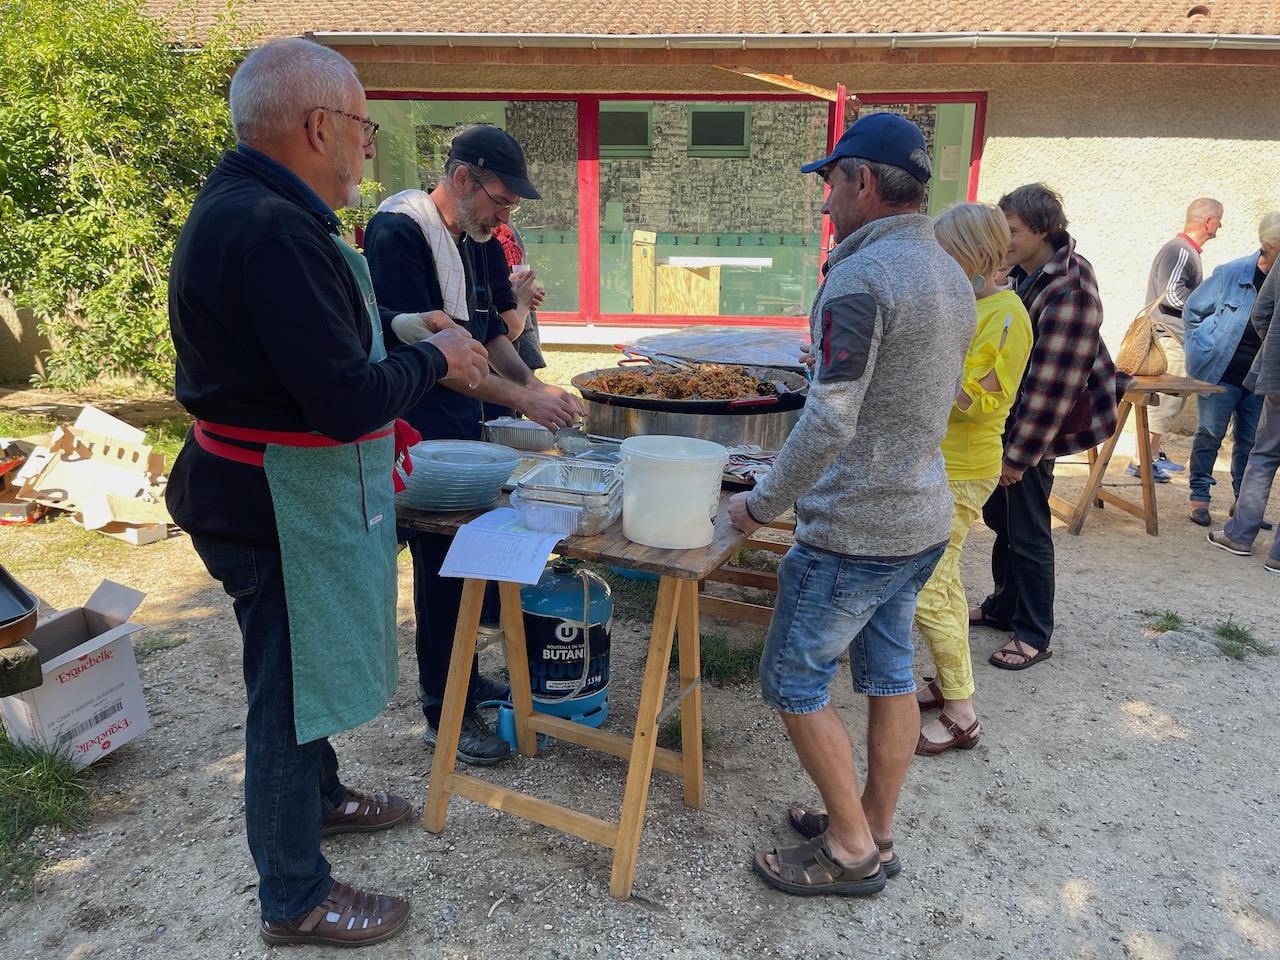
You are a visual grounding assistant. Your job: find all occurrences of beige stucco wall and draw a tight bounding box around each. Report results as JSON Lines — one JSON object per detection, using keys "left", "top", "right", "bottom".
{"left": 796, "top": 62, "right": 1280, "bottom": 345}
{"left": 352, "top": 56, "right": 1280, "bottom": 348}
{"left": 0, "top": 292, "right": 47, "bottom": 385}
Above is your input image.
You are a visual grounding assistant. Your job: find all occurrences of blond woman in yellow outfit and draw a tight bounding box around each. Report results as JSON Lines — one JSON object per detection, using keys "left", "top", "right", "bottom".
{"left": 914, "top": 204, "right": 1033, "bottom": 756}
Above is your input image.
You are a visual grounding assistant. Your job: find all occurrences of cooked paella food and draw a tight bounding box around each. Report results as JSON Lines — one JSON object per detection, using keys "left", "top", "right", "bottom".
{"left": 582, "top": 364, "right": 773, "bottom": 401}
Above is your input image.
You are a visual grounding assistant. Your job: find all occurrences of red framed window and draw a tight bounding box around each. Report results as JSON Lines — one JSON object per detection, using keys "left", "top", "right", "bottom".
{"left": 363, "top": 90, "right": 986, "bottom": 329}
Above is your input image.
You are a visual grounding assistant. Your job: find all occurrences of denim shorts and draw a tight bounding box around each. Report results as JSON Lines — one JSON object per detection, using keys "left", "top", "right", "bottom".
{"left": 760, "top": 541, "right": 945, "bottom": 711}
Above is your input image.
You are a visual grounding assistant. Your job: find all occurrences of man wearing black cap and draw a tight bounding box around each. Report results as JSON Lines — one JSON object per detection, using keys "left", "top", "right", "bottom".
{"left": 364, "top": 124, "right": 583, "bottom": 766}
{"left": 727, "top": 113, "right": 974, "bottom": 897}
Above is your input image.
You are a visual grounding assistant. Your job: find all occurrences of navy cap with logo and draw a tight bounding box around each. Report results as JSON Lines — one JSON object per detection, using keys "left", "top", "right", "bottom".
{"left": 447, "top": 124, "right": 542, "bottom": 200}
{"left": 800, "top": 113, "right": 932, "bottom": 184}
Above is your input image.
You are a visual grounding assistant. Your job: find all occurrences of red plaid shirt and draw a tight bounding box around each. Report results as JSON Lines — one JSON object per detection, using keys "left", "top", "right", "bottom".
{"left": 1005, "top": 236, "right": 1119, "bottom": 468}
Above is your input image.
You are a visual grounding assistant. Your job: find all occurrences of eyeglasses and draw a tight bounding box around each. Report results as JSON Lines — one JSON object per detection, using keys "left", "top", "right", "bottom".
{"left": 474, "top": 178, "right": 521, "bottom": 215}
{"left": 309, "top": 107, "right": 379, "bottom": 148}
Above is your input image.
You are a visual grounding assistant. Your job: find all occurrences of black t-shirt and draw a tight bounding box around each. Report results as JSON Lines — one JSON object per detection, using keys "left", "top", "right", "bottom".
{"left": 364, "top": 211, "right": 517, "bottom": 440}
{"left": 1222, "top": 264, "right": 1266, "bottom": 387}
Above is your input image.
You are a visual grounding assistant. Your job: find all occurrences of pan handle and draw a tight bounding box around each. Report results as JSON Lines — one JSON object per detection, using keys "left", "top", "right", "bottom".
{"left": 728, "top": 395, "right": 781, "bottom": 410}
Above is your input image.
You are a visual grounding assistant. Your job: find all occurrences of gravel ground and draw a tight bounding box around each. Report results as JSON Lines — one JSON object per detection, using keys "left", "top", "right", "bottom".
{"left": 2, "top": 432, "right": 1278, "bottom": 959}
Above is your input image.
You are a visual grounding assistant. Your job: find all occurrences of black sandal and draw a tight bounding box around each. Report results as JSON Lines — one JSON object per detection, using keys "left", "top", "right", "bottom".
{"left": 969, "top": 608, "right": 1011, "bottom": 631}
{"left": 988, "top": 637, "right": 1053, "bottom": 671}
{"left": 786, "top": 807, "right": 901, "bottom": 877}
{"left": 753, "top": 833, "right": 886, "bottom": 897}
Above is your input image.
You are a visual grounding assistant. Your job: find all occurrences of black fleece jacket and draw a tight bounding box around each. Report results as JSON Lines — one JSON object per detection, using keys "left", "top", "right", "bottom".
{"left": 166, "top": 147, "right": 447, "bottom": 545}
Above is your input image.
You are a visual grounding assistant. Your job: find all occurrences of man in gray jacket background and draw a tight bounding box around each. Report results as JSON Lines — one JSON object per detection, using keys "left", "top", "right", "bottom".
{"left": 728, "top": 113, "right": 974, "bottom": 897}
{"left": 1138, "top": 197, "right": 1223, "bottom": 478}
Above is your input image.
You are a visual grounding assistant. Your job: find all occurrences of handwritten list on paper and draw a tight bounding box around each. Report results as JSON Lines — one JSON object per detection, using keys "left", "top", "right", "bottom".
{"left": 439, "top": 508, "right": 564, "bottom": 584}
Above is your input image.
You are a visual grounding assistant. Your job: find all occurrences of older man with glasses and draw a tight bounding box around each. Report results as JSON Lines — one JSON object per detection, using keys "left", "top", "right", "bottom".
{"left": 363, "top": 125, "right": 583, "bottom": 768}
{"left": 167, "top": 38, "right": 489, "bottom": 948}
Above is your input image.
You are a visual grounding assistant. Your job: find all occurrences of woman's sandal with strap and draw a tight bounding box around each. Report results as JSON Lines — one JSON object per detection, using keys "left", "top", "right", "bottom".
{"left": 915, "top": 711, "right": 982, "bottom": 756}
{"left": 753, "top": 833, "right": 886, "bottom": 897}
{"left": 917, "top": 676, "right": 945, "bottom": 710}
{"left": 786, "top": 807, "right": 901, "bottom": 878}
{"left": 988, "top": 637, "right": 1053, "bottom": 671}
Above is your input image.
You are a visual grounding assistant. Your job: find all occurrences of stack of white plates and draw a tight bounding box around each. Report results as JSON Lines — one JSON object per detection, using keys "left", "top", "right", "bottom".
{"left": 395, "top": 440, "right": 521, "bottom": 512}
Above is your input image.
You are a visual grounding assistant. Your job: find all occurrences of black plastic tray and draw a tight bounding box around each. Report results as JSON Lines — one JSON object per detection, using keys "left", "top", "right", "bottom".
{"left": 0, "top": 563, "right": 38, "bottom": 626}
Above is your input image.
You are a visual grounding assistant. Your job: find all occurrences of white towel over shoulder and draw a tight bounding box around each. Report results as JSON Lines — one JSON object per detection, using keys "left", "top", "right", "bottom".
{"left": 376, "top": 189, "right": 469, "bottom": 324}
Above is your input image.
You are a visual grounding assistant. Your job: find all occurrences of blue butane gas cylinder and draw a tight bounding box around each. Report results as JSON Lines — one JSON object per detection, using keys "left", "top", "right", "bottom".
{"left": 496, "top": 560, "right": 612, "bottom": 749}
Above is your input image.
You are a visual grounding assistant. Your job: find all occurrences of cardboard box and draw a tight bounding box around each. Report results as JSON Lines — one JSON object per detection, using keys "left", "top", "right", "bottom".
{"left": 12, "top": 406, "right": 171, "bottom": 542}
{"left": 0, "top": 581, "right": 151, "bottom": 767}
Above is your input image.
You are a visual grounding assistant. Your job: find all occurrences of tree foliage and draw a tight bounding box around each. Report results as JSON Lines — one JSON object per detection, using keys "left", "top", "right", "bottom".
{"left": 0, "top": 0, "right": 243, "bottom": 386}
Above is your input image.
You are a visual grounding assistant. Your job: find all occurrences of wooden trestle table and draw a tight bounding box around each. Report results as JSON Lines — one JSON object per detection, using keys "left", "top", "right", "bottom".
{"left": 396, "top": 493, "right": 752, "bottom": 899}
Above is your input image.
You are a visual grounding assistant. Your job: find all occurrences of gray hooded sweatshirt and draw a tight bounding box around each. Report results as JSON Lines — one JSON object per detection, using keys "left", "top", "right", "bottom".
{"left": 746, "top": 213, "right": 975, "bottom": 557}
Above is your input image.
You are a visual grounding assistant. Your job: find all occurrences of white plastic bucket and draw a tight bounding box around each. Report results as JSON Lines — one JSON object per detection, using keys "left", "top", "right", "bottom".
{"left": 619, "top": 435, "right": 729, "bottom": 549}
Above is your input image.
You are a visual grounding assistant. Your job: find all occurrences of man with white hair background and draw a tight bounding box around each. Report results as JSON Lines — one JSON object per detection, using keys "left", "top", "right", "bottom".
{"left": 167, "top": 37, "right": 487, "bottom": 948}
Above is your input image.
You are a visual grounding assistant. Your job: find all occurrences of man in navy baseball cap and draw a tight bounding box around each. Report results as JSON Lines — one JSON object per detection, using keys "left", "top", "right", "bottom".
{"left": 802, "top": 112, "right": 933, "bottom": 244}
{"left": 802, "top": 112, "right": 932, "bottom": 183}
{"left": 448, "top": 123, "right": 542, "bottom": 200}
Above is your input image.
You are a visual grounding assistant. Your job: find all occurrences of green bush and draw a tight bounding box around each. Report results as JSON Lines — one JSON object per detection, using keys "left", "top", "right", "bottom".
{"left": 0, "top": 0, "right": 244, "bottom": 387}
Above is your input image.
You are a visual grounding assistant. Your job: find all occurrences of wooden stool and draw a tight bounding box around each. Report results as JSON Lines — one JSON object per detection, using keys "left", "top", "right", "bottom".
{"left": 1048, "top": 375, "right": 1226, "bottom": 536}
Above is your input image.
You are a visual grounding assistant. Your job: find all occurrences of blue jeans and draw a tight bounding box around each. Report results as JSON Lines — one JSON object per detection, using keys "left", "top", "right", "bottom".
{"left": 760, "top": 541, "right": 945, "bottom": 712}
{"left": 190, "top": 537, "right": 346, "bottom": 923}
{"left": 1188, "top": 384, "right": 1264, "bottom": 504}
{"left": 1224, "top": 395, "right": 1280, "bottom": 561}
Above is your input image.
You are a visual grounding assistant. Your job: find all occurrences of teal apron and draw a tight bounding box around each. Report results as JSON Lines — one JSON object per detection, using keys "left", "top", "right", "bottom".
{"left": 264, "top": 235, "right": 398, "bottom": 744}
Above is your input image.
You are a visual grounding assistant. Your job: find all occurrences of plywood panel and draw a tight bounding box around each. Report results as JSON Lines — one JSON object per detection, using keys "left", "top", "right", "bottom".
{"left": 655, "top": 265, "right": 719, "bottom": 316}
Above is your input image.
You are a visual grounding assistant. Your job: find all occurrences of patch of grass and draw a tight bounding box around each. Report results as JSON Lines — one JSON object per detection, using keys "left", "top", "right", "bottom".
{"left": 1140, "top": 609, "right": 1186, "bottom": 633}
{"left": 656, "top": 714, "right": 720, "bottom": 751}
{"left": 1211, "top": 618, "right": 1274, "bottom": 660}
{"left": 145, "top": 416, "right": 191, "bottom": 464}
{"left": 670, "top": 630, "right": 764, "bottom": 686}
{"left": 591, "top": 565, "right": 661, "bottom": 623}
{"left": 0, "top": 731, "right": 92, "bottom": 899}
{"left": 133, "top": 632, "right": 188, "bottom": 661}
{"left": 0, "top": 410, "right": 188, "bottom": 464}
{"left": 0, "top": 516, "right": 129, "bottom": 580}
{"left": 729, "top": 548, "right": 780, "bottom": 573}
{"left": 0, "top": 412, "right": 58, "bottom": 439}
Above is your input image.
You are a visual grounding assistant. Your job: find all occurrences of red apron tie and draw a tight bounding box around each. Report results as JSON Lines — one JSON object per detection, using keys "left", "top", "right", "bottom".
{"left": 392, "top": 419, "right": 421, "bottom": 493}
{"left": 194, "top": 419, "right": 418, "bottom": 492}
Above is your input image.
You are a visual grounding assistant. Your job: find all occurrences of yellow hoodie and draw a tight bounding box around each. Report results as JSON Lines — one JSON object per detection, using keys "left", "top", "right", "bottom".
{"left": 941, "top": 289, "right": 1034, "bottom": 480}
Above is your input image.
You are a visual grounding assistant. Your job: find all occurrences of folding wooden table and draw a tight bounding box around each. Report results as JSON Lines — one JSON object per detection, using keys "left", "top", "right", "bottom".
{"left": 1048, "top": 374, "right": 1225, "bottom": 536}
{"left": 396, "top": 495, "right": 752, "bottom": 899}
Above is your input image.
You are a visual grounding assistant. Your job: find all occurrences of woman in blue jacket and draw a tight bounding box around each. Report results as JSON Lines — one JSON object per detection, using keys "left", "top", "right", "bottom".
{"left": 1183, "top": 211, "right": 1280, "bottom": 525}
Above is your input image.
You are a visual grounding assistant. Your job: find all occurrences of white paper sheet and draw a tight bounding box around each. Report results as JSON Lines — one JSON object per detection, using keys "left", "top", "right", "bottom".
{"left": 438, "top": 508, "right": 563, "bottom": 584}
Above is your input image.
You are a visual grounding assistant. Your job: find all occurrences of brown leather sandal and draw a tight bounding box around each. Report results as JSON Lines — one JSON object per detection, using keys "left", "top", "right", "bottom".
{"left": 915, "top": 711, "right": 982, "bottom": 756}
{"left": 259, "top": 880, "right": 411, "bottom": 947}
{"left": 752, "top": 833, "right": 886, "bottom": 897}
{"left": 916, "top": 676, "right": 945, "bottom": 710}
{"left": 786, "top": 808, "right": 901, "bottom": 878}
{"left": 321, "top": 788, "right": 413, "bottom": 837}
{"left": 988, "top": 637, "right": 1053, "bottom": 671}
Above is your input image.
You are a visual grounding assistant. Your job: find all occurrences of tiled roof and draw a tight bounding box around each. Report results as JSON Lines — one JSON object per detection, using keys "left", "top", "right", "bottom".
{"left": 147, "top": 0, "right": 1280, "bottom": 45}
